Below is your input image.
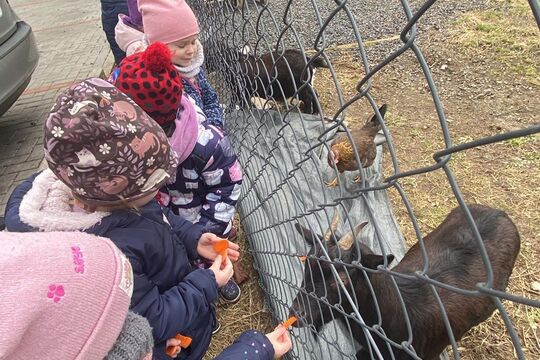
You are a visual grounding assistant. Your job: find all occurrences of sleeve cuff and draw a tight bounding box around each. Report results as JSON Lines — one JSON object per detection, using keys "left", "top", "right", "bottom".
{"left": 183, "top": 268, "right": 219, "bottom": 303}
{"left": 184, "top": 223, "right": 205, "bottom": 260}
{"left": 236, "top": 330, "right": 275, "bottom": 359}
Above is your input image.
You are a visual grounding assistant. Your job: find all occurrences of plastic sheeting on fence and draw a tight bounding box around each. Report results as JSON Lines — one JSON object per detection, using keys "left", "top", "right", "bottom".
{"left": 226, "top": 108, "right": 407, "bottom": 359}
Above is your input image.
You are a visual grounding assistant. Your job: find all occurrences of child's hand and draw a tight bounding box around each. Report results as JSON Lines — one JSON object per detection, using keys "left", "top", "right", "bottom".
{"left": 198, "top": 233, "right": 240, "bottom": 261}
{"left": 165, "top": 337, "right": 182, "bottom": 358}
{"left": 209, "top": 254, "right": 234, "bottom": 287}
{"left": 266, "top": 325, "right": 292, "bottom": 359}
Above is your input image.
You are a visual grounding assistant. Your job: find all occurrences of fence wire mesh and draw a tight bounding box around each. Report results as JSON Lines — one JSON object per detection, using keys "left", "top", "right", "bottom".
{"left": 189, "top": 1, "right": 540, "bottom": 359}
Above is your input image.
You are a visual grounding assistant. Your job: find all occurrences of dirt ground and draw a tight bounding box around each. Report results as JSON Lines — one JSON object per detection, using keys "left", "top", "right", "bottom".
{"left": 313, "top": 0, "right": 539, "bottom": 358}
{"left": 207, "top": 0, "right": 539, "bottom": 359}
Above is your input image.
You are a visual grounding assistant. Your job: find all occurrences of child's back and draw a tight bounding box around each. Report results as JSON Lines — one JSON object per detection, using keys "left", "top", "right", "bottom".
{"left": 112, "top": 44, "right": 242, "bottom": 238}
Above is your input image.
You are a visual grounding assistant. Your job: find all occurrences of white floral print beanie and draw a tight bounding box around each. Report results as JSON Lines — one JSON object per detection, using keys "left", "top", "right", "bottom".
{"left": 43, "top": 77, "right": 178, "bottom": 207}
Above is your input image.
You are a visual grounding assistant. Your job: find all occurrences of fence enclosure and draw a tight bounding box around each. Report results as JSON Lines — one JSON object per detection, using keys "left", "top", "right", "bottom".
{"left": 189, "top": 1, "right": 540, "bottom": 359}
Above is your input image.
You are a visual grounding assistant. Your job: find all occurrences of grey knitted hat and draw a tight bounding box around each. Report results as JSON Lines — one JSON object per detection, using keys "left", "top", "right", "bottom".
{"left": 106, "top": 311, "right": 154, "bottom": 360}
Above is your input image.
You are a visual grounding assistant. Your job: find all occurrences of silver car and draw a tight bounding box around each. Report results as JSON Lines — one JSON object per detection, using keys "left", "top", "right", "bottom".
{"left": 0, "top": 0, "right": 39, "bottom": 117}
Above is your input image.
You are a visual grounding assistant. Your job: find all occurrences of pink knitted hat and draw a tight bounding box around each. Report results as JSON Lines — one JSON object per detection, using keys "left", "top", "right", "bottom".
{"left": 138, "top": 0, "right": 200, "bottom": 44}
{"left": 0, "top": 232, "right": 134, "bottom": 359}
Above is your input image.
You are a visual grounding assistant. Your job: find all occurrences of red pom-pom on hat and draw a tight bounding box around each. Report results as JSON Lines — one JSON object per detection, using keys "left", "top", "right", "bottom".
{"left": 114, "top": 42, "right": 183, "bottom": 127}
{"left": 143, "top": 42, "right": 173, "bottom": 73}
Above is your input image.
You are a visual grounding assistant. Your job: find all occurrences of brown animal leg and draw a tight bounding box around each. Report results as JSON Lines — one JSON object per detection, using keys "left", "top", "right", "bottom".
{"left": 233, "top": 261, "right": 250, "bottom": 285}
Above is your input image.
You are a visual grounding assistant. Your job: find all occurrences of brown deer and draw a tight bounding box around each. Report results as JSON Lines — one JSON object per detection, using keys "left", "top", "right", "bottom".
{"left": 290, "top": 205, "right": 520, "bottom": 359}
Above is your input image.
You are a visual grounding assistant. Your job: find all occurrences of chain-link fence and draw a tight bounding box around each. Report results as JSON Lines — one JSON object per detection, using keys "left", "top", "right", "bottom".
{"left": 190, "top": 0, "right": 540, "bottom": 359}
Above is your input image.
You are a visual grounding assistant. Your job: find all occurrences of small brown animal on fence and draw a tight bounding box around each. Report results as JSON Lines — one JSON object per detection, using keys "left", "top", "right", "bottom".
{"left": 326, "top": 104, "right": 386, "bottom": 187}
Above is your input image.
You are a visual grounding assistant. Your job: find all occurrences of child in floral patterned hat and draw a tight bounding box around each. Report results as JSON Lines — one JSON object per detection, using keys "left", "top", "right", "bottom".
{"left": 4, "top": 77, "right": 239, "bottom": 360}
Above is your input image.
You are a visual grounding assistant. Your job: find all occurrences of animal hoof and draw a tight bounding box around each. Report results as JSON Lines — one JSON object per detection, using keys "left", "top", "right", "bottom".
{"left": 325, "top": 178, "right": 338, "bottom": 187}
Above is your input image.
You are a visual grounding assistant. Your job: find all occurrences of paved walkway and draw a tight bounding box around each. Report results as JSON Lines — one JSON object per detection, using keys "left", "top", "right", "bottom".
{"left": 0, "top": 0, "right": 114, "bottom": 213}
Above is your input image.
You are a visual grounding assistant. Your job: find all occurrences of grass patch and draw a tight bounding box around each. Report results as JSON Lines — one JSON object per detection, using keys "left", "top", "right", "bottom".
{"left": 505, "top": 134, "right": 538, "bottom": 147}
{"left": 451, "top": 0, "right": 540, "bottom": 85}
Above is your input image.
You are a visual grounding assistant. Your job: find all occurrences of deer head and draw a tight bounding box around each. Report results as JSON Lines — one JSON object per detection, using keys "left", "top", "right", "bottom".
{"left": 289, "top": 211, "right": 393, "bottom": 331}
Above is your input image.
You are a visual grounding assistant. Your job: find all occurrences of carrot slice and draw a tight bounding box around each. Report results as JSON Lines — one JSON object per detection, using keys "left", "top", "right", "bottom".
{"left": 165, "top": 333, "right": 193, "bottom": 356}
{"left": 176, "top": 334, "right": 193, "bottom": 349}
{"left": 298, "top": 256, "right": 307, "bottom": 262}
{"left": 165, "top": 345, "right": 180, "bottom": 357}
{"left": 212, "top": 239, "right": 229, "bottom": 261}
{"left": 282, "top": 316, "right": 297, "bottom": 329}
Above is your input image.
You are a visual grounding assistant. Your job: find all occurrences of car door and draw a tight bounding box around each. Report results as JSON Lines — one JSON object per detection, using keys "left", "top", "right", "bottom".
{"left": 0, "top": 0, "right": 18, "bottom": 46}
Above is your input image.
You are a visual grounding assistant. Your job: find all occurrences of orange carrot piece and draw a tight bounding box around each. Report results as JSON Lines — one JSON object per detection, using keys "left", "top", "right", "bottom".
{"left": 176, "top": 334, "right": 193, "bottom": 348}
{"left": 299, "top": 256, "right": 307, "bottom": 262}
{"left": 165, "top": 333, "right": 193, "bottom": 356}
{"left": 212, "top": 239, "right": 229, "bottom": 260}
{"left": 282, "top": 316, "right": 297, "bottom": 329}
{"left": 165, "top": 345, "right": 180, "bottom": 357}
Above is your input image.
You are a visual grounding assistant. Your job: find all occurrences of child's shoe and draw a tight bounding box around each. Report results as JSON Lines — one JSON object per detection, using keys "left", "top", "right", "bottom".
{"left": 219, "top": 279, "right": 241, "bottom": 303}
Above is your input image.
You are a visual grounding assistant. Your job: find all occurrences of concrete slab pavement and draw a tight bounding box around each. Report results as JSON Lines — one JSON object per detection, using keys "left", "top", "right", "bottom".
{"left": 0, "top": 0, "right": 114, "bottom": 213}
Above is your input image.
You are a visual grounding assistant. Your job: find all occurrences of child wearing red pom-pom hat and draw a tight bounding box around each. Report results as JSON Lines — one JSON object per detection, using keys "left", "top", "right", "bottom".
{"left": 112, "top": 42, "right": 248, "bottom": 303}
{"left": 114, "top": 42, "right": 183, "bottom": 127}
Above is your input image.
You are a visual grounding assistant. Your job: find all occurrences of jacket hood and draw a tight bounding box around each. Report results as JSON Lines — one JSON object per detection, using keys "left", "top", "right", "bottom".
{"left": 6, "top": 169, "right": 109, "bottom": 232}
{"left": 115, "top": 15, "right": 147, "bottom": 55}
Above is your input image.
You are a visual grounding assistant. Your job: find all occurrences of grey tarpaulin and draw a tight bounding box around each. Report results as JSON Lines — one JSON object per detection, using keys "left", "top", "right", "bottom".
{"left": 225, "top": 108, "right": 407, "bottom": 359}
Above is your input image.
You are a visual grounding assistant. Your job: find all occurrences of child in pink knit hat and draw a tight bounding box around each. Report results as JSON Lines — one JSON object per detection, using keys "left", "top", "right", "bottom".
{"left": 115, "top": 0, "right": 224, "bottom": 128}
{"left": 4, "top": 77, "right": 239, "bottom": 360}
{"left": 0, "top": 231, "right": 293, "bottom": 360}
{"left": 0, "top": 231, "right": 154, "bottom": 360}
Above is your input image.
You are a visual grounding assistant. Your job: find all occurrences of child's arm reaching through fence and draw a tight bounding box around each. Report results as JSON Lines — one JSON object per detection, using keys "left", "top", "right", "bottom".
{"left": 214, "top": 325, "right": 293, "bottom": 359}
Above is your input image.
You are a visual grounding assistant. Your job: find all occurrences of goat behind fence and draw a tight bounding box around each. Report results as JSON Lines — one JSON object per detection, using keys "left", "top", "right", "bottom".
{"left": 190, "top": 0, "right": 540, "bottom": 359}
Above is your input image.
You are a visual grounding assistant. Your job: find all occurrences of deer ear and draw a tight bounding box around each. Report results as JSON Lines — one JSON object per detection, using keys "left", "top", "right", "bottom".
{"left": 295, "top": 223, "right": 317, "bottom": 246}
{"left": 378, "top": 104, "right": 387, "bottom": 118}
{"left": 361, "top": 254, "right": 394, "bottom": 270}
{"left": 368, "top": 104, "right": 387, "bottom": 124}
